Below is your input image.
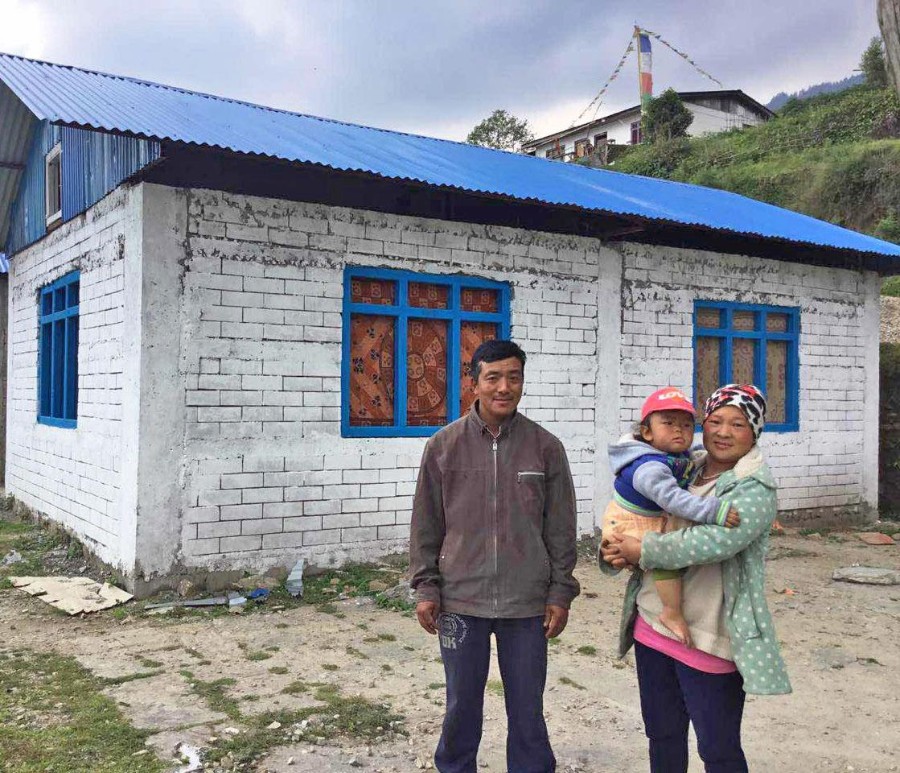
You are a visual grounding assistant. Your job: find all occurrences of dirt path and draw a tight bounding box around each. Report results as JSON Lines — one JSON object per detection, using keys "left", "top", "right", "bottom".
{"left": 2, "top": 531, "right": 899, "bottom": 773}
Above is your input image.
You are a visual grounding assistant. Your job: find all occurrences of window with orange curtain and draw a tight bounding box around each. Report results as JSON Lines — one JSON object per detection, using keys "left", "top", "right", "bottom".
{"left": 343, "top": 268, "right": 509, "bottom": 437}
{"left": 693, "top": 302, "right": 799, "bottom": 431}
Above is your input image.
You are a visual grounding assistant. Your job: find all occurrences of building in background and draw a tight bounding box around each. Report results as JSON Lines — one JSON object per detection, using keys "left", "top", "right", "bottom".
{"left": 523, "top": 90, "right": 774, "bottom": 162}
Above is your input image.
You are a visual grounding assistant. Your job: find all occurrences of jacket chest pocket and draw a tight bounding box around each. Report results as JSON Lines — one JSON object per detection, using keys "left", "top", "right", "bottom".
{"left": 516, "top": 470, "right": 546, "bottom": 515}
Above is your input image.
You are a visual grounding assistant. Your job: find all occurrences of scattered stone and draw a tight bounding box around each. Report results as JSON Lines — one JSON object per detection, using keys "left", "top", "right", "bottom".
{"left": 177, "top": 579, "right": 198, "bottom": 598}
{"left": 833, "top": 566, "right": 900, "bottom": 585}
{"left": 378, "top": 580, "right": 416, "bottom": 605}
{"left": 0, "top": 548, "right": 25, "bottom": 568}
{"left": 223, "top": 727, "right": 241, "bottom": 735}
{"left": 856, "top": 532, "right": 896, "bottom": 546}
{"left": 349, "top": 758, "right": 363, "bottom": 767}
{"left": 368, "top": 580, "right": 389, "bottom": 592}
{"left": 286, "top": 559, "right": 305, "bottom": 597}
{"left": 266, "top": 720, "right": 282, "bottom": 730}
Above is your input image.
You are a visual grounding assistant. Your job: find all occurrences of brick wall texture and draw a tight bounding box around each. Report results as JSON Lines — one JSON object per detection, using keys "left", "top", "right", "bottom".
{"left": 4, "top": 183, "right": 881, "bottom": 578}
{"left": 6, "top": 187, "right": 132, "bottom": 566}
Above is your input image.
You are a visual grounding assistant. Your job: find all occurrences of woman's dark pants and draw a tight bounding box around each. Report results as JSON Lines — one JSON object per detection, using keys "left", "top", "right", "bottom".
{"left": 635, "top": 641, "right": 748, "bottom": 773}
{"left": 434, "top": 614, "right": 555, "bottom": 773}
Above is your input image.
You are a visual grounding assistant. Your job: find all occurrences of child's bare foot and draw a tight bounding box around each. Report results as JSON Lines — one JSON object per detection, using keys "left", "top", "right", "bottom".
{"left": 659, "top": 608, "right": 693, "bottom": 648}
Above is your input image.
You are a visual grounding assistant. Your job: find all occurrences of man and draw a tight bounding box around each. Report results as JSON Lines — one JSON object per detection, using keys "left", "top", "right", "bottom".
{"left": 409, "top": 339, "right": 580, "bottom": 773}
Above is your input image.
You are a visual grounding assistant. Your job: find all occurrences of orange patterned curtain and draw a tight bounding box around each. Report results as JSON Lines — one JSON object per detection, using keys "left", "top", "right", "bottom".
{"left": 460, "top": 321, "right": 498, "bottom": 415}
{"left": 694, "top": 337, "right": 721, "bottom": 413}
{"left": 407, "top": 319, "right": 448, "bottom": 426}
{"left": 461, "top": 287, "right": 498, "bottom": 312}
{"left": 349, "top": 314, "right": 395, "bottom": 426}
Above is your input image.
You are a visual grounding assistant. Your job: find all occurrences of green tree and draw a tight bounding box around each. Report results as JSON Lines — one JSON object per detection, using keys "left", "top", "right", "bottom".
{"left": 860, "top": 36, "right": 889, "bottom": 88}
{"left": 642, "top": 89, "right": 694, "bottom": 143}
{"left": 466, "top": 109, "right": 533, "bottom": 151}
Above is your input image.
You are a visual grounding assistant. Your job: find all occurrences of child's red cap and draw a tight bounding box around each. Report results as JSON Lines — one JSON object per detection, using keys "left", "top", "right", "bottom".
{"left": 641, "top": 388, "right": 696, "bottom": 421}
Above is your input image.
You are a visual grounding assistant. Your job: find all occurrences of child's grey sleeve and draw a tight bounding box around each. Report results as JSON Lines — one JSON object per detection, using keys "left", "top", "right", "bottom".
{"left": 631, "top": 462, "right": 731, "bottom": 525}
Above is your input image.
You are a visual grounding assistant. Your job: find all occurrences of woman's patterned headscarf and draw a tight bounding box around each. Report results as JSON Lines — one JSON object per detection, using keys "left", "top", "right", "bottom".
{"left": 703, "top": 384, "right": 767, "bottom": 439}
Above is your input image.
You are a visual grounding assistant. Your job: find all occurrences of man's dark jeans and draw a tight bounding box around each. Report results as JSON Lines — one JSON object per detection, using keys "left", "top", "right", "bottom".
{"left": 435, "top": 614, "right": 555, "bottom": 773}
{"left": 635, "top": 641, "right": 748, "bottom": 773}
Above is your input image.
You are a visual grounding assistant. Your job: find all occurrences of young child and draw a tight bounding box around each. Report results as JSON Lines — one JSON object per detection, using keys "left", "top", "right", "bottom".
{"left": 602, "top": 387, "right": 740, "bottom": 646}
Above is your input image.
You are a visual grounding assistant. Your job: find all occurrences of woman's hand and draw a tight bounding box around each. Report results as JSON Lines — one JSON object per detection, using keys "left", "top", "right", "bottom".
{"left": 601, "top": 533, "right": 643, "bottom": 568}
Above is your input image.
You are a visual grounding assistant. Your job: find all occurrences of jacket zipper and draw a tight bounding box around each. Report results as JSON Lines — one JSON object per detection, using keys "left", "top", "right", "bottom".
{"left": 492, "top": 435, "right": 499, "bottom": 616}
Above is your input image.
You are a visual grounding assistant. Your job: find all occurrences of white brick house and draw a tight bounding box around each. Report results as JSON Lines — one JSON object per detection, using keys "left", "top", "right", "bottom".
{"left": 522, "top": 90, "right": 773, "bottom": 161}
{"left": 0, "top": 55, "right": 897, "bottom": 593}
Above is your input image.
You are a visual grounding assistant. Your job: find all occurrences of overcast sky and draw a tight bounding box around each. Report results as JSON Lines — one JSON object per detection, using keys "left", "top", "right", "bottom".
{"left": 0, "top": 0, "right": 882, "bottom": 141}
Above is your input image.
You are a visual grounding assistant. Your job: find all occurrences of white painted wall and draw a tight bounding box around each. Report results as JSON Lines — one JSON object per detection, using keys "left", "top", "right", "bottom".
{"left": 616, "top": 242, "right": 880, "bottom": 524}
{"left": 5, "top": 181, "right": 880, "bottom": 584}
{"left": 173, "top": 188, "right": 612, "bottom": 575}
{"left": 5, "top": 185, "right": 141, "bottom": 571}
{"left": 527, "top": 97, "right": 768, "bottom": 159}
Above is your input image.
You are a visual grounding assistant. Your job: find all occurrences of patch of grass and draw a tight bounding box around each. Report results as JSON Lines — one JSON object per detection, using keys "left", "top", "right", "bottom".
{"left": 548, "top": 637, "right": 560, "bottom": 646}
{"left": 99, "top": 671, "right": 162, "bottom": 686}
{"left": 322, "top": 663, "right": 339, "bottom": 671}
{"left": 381, "top": 664, "right": 393, "bottom": 672}
{"left": 486, "top": 680, "right": 504, "bottom": 696}
{"left": 377, "top": 633, "right": 396, "bottom": 641}
{"left": 576, "top": 646, "right": 597, "bottom": 656}
{"left": 181, "top": 670, "right": 241, "bottom": 720}
{"left": 303, "top": 564, "right": 403, "bottom": 604}
{"left": 0, "top": 649, "right": 164, "bottom": 772}
{"left": 137, "top": 657, "right": 163, "bottom": 669}
{"left": 245, "top": 651, "right": 272, "bottom": 662}
{"left": 315, "top": 602, "right": 339, "bottom": 614}
{"left": 402, "top": 645, "right": 415, "bottom": 652}
{"left": 206, "top": 683, "right": 406, "bottom": 766}
{"left": 346, "top": 646, "right": 368, "bottom": 660}
{"left": 282, "top": 680, "right": 311, "bottom": 695}
{"left": 268, "top": 666, "right": 289, "bottom": 675}
{"left": 427, "top": 682, "right": 445, "bottom": 690}
{"left": 559, "top": 676, "right": 586, "bottom": 690}
{"left": 0, "top": 515, "right": 68, "bottom": 580}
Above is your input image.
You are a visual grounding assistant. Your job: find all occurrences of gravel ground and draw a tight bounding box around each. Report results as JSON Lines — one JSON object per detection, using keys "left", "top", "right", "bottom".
{"left": 2, "top": 529, "right": 899, "bottom": 772}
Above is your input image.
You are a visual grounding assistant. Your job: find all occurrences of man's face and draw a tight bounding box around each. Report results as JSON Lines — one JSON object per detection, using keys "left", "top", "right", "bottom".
{"left": 472, "top": 356, "right": 524, "bottom": 427}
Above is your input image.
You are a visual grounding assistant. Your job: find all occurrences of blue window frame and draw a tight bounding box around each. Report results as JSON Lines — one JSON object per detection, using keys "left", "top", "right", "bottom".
{"left": 693, "top": 301, "right": 799, "bottom": 432}
{"left": 38, "top": 271, "right": 80, "bottom": 428}
{"left": 342, "top": 266, "right": 510, "bottom": 437}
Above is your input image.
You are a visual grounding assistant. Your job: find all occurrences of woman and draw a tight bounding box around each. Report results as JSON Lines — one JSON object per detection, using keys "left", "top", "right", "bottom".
{"left": 602, "top": 384, "right": 791, "bottom": 773}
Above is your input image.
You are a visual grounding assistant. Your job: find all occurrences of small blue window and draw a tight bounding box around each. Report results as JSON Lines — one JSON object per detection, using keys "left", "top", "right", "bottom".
{"left": 342, "top": 267, "right": 510, "bottom": 437}
{"left": 38, "top": 271, "right": 80, "bottom": 428}
{"left": 693, "top": 301, "right": 799, "bottom": 432}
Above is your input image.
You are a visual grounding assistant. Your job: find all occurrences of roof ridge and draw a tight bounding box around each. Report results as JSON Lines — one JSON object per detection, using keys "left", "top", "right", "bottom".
{"left": 0, "top": 50, "right": 525, "bottom": 157}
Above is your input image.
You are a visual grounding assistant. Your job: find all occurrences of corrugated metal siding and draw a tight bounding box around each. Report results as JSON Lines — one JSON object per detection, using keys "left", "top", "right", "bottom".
{"left": 60, "top": 126, "right": 159, "bottom": 219}
{"left": 5, "top": 120, "right": 159, "bottom": 255}
{"left": 6, "top": 121, "right": 59, "bottom": 254}
{"left": 1, "top": 52, "right": 899, "bottom": 259}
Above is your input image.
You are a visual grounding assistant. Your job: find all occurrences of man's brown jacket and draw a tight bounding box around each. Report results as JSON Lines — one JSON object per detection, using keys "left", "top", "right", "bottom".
{"left": 409, "top": 403, "right": 580, "bottom": 618}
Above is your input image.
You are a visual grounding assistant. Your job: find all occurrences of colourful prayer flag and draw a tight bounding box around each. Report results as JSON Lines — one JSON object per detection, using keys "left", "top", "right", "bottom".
{"left": 637, "top": 31, "right": 653, "bottom": 112}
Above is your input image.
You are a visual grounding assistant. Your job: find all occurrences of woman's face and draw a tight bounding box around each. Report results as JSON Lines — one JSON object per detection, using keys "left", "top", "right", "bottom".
{"left": 702, "top": 405, "right": 755, "bottom": 466}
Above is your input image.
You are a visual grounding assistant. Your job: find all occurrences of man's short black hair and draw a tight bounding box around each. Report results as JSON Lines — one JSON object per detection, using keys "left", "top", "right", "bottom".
{"left": 471, "top": 340, "right": 527, "bottom": 381}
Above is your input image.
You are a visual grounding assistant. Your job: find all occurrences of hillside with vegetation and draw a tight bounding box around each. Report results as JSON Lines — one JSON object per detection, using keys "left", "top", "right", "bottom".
{"left": 767, "top": 74, "right": 864, "bottom": 110}
{"left": 596, "top": 85, "right": 900, "bottom": 294}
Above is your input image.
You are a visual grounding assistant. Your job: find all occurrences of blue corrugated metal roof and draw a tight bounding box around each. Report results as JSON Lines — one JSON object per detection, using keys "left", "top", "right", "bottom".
{"left": 1, "top": 52, "right": 899, "bottom": 259}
